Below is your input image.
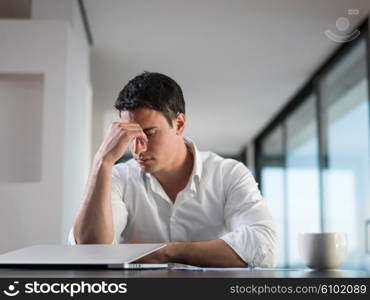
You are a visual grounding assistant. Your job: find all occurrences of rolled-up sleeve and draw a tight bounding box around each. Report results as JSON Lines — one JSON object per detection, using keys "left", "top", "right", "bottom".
{"left": 219, "top": 161, "right": 278, "bottom": 267}
{"left": 67, "top": 165, "right": 128, "bottom": 245}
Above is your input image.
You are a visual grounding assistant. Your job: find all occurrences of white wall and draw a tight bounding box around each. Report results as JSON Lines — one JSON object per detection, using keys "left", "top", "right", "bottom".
{"left": 61, "top": 0, "right": 92, "bottom": 244}
{"left": 0, "top": 0, "right": 91, "bottom": 254}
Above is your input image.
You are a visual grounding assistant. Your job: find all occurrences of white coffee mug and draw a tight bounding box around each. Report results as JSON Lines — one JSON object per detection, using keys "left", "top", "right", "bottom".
{"left": 298, "top": 232, "right": 347, "bottom": 270}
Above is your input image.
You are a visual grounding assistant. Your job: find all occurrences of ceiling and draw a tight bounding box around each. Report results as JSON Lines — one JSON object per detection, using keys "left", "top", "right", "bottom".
{"left": 84, "top": 0, "right": 370, "bottom": 154}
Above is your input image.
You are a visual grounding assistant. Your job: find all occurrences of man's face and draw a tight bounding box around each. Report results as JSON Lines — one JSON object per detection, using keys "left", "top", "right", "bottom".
{"left": 120, "top": 107, "right": 183, "bottom": 174}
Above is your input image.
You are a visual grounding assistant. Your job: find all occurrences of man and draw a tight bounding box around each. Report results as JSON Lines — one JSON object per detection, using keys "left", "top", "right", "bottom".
{"left": 69, "top": 72, "right": 277, "bottom": 267}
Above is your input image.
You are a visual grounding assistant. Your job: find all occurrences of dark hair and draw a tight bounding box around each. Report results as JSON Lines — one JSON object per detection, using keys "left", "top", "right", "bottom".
{"left": 114, "top": 71, "right": 185, "bottom": 127}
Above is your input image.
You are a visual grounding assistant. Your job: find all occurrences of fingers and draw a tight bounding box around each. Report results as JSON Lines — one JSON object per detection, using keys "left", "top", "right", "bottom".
{"left": 130, "top": 135, "right": 148, "bottom": 155}
{"left": 128, "top": 129, "right": 148, "bottom": 144}
{"left": 111, "top": 122, "right": 148, "bottom": 143}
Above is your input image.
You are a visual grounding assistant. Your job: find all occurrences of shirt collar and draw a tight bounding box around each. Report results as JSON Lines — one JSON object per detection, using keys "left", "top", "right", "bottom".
{"left": 183, "top": 136, "right": 203, "bottom": 188}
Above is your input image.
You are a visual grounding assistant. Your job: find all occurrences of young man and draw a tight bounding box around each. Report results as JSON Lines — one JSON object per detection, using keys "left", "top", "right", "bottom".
{"left": 69, "top": 72, "right": 277, "bottom": 267}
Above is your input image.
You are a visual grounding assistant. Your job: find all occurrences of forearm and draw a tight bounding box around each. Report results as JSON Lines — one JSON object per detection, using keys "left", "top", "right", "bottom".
{"left": 166, "top": 239, "right": 246, "bottom": 267}
{"left": 73, "top": 157, "right": 115, "bottom": 244}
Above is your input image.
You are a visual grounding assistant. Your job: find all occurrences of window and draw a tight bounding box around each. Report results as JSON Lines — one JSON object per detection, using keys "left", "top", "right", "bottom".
{"left": 255, "top": 21, "right": 370, "bottom": 269}
{"left": 285, "top": 94, "right": 320, "bottom": 267}
{"left": 260, "top": 125, "right": 285, "bottom": 266}
{"left": 320, "top": 39, "right": 370, "bottom": 269}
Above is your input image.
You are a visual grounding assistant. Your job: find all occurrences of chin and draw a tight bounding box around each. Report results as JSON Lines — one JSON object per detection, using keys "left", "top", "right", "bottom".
{"left": 140, "top": 164, "right": 158, "bottom": 174}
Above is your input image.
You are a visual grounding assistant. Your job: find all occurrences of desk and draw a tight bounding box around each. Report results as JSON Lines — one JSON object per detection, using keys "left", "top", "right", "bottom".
{"left": 0, "top": 268, "right": 369, "bottom": 278}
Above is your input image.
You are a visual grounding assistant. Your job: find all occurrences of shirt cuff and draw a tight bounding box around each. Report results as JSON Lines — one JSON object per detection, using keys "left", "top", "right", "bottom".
{"left": 219, "top": 226, "right": 275, "bottom": 268}
{"left": 220, "top": 231, "right": 252, "bottom": 265}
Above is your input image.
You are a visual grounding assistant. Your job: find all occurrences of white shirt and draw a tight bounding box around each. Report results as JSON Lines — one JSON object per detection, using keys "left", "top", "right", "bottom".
{"left": 69, "top": 138, "right": 278, "bottom": 267}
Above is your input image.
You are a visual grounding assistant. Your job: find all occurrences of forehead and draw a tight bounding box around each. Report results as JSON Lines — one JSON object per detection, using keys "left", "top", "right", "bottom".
{"left": 120, "top": 107, "right": 167, "bottom": 127}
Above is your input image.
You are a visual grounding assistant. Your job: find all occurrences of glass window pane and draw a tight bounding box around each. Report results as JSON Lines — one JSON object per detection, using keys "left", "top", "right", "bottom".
{"left": 260, "top": 126, "right": 285, "bottom": 266}
{"left": 320, "top": 39, "right": 370, "bottom": 270}
{"left": 286, "top": 94, "right": 321, "bottom": 267}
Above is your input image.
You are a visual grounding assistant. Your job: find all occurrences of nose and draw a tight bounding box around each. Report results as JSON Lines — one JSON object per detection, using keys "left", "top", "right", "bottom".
{"left": 131, "top": 137, "right": 147, "bottom": 157}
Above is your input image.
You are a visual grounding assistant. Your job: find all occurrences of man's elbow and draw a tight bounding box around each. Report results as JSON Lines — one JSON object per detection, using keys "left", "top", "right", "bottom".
{"left": 72, "top": 227, "right": 115, "bottom": 245}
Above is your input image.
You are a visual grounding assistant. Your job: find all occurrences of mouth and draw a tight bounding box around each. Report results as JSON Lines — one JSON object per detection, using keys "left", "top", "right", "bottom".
{"left": 137, "top": 158, "right": 154, "bottom": 165}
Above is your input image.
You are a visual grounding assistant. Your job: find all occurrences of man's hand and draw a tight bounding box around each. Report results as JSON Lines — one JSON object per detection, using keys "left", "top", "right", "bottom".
{"left": 129, "top": 240, "right": 169, "bottom": 263}
{"left": 95, "top": 122, "right": 148, "bottom": 165}
{"left": 129, "top": 240, "right": 246, "bottom": 267}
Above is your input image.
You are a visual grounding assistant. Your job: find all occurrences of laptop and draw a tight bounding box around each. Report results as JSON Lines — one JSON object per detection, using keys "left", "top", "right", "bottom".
{"left": 0, "top": 244, "right": 168, "bottom": 269}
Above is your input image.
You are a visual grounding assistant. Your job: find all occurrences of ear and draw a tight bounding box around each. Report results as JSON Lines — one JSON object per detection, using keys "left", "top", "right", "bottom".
{"left": 174, "top": 113, "right": 186, "bottom": 135}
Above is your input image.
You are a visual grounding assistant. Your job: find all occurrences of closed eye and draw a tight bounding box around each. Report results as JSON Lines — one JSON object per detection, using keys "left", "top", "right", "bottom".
{"left": 144, "top": 129, "right": 156, "bottom": 137}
